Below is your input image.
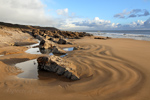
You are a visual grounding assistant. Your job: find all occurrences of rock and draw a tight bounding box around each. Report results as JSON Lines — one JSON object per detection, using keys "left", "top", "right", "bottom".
{"left": 45, "top": 35, "right": 51, "bottom": 40}
{"left": 37, "top": 55, "right": 79, "bottom": 80}
{"left": 9, "top": 42, "right": 15, "bottom": 46}
{"left": 71, "top": 75, "right": 80, "bottom": 80}
{"left": 32, "top": 29, "right": 40, "bottom": 37}
{"left": 94, "top": 36, "right": 107, "bottom": 40}
{"left": 48, "top": 37, "right": 54, "bottom": 41}
{"left": 53, "top": 34, "right": 61, "bottom": 38}
{"left": 37, "top": 56, "right": 49, "bottom": 70}
{"left": 39, "top": 39, "right": 66, "bottom": 54}
{"left": 73, "top": 46, "right": 84, "bottom": 50}
{"left": 48, "top": 37, "right": 58, "bottom": 43}
{"left": 36, "top": 35, "right": 45, "bottom": 41}
{"left": 106, "top": 37, "right": 112, "bottom": 39}
{"left": 52, "top": 46, "right": 67, "bottom": 54}
{"left": 64, "top": 71, "right": 72, "bottom": 79}
{"left": 58, "top": 38, "right": 67, "bottom": 44}
{"left": 56, "top": 67, "right": 66, "bottom": 75}
{"left": 39, "top": 48, "right": 53, "bottom": 54}
{"left": 58, "top": 38, "right": 73, "bottom": 44}
{"left": 39, "top": 39, "right": 56, "bottom": 49}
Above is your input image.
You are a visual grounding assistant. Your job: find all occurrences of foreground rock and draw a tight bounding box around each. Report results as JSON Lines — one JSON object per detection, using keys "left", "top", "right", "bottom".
{"left": 37, "top": 55, "right": 79, "bottom": 80}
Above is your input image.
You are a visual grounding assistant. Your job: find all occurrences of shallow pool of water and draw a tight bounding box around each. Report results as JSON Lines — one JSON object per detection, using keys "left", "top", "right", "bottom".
{"left": 25, "top": 48, "right": 41, "bottom": 54}
{"left": 16, "top": 59, "right": 38, "bottom": 79}
{"left": 26, "top": 47, "right": 74, "bottom": 55}
{"left": 63, "top": 47, "right": 74, "bottom": 51}
{"left": 16, "top": 59, "right": 66, "bottom": 80}
{"left": 0, "top": 55, "right": 4, "bottom": 56}
{"left": 17, "top": 47, "right": 74, "bottom": 79}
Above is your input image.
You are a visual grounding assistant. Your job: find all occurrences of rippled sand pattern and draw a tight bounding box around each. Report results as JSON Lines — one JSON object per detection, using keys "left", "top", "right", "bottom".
{"left": 67, "top": 44, "right": 145, "bottom": 100}
{"left": 0, "top": 43, "right": 147, "bottom": 100}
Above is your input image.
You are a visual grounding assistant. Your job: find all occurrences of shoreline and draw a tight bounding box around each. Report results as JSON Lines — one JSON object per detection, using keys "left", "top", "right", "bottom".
{"left": 86, "top": 30, "right": 150, "bottom": 41}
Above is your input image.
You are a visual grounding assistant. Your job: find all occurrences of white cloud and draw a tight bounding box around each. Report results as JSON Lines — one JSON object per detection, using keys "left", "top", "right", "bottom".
{"left": 56, "top": 8, "right": 68, "bottom": 16}
{"left": 0, "top": 0, "right": 60, "bottom": 26}
{"left": 62, "top": 17, "right": 150, "bottom": 30}
{"left": 71, "top": 17, "right": 119, "bottom": 30}
{"left": 114, "top": 9, "right": 150, "bottom": 18}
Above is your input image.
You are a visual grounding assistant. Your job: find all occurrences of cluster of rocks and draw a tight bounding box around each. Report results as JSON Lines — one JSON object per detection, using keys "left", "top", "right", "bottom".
{"left": 94, "top": 36, "right": 112, "bottom": 40}
{"left": 32, "top": 29, "right": 92, "bottom": 40}
{"left": 37, "top": 55, "right": 79, "bottom": 80}
{"left": 31, "top": 29, "right": 91, "bottom": 80}
{"left": 39, "top": 39, "right": 66, "bottom": 54}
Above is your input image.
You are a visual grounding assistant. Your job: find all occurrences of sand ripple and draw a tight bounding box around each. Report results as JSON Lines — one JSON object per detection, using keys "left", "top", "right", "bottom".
{"left": 66, "top": 44, "right": 144, "bottom": 99}
{"left": 0, "top": 44, "right": 145, "bottom": 100}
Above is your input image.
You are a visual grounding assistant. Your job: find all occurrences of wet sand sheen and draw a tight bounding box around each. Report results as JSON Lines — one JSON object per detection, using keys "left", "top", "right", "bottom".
{"left": 0, "top": 37, "right": 150, "bottom": 100}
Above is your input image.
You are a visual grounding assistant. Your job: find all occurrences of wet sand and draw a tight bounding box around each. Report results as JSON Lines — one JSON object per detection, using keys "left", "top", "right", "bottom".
{"left": 0, "top": 37, "right": 150, "bottom": 100}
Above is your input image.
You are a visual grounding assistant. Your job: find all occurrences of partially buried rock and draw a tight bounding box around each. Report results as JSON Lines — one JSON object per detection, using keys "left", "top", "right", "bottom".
{"left": 37, "top": 55, "right": 79, "bottom": 80}
{"left": 73, "top": 46, "right": 84, "bottom": 50}
{"left": 94, "top": 36, "right": 106, "bottom": 40}
{"left": 52, "top": 46, "right": 67, "bottom": 54}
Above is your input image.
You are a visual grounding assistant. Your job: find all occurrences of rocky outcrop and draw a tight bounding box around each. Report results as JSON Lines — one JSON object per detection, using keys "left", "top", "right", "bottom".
{"left": 30, "top": 28, "right": 93, "bottom": 40}
{"left": 37, "top": 55, "right": 79, "bottom": 80}
{"left": 94, "top": 36, "right": 112, "bottom": 40}
{"left": 39, "top": 39, "right": 66, "bottom": 54}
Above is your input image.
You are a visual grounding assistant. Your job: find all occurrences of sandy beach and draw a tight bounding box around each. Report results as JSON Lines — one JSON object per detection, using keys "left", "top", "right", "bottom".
{"left": 0, "top": 23, "right": 150, "bottom": 100}
{"left": 0, "top": 35, "right": 150, "bottom": 100}
{"left": 1, "top": 0, "right": 150, "bottom": 99}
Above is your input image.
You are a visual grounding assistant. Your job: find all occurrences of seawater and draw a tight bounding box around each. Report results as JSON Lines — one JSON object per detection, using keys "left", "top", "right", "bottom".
{"left": 80, "top": 30, "right": 150, "bottom": 41}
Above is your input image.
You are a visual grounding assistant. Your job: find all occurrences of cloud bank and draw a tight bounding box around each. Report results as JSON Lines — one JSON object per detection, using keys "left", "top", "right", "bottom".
{"left": 114, "top": 9, "right": 150, "bottom": 19}
{"left": 67, "top": 17, "right": 150, "bottom": 30}
{"left": 0, "top": 0, "right": 60, "bottom": 26}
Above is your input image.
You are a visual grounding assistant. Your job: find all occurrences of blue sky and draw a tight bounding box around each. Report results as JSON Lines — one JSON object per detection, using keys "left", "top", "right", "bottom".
{"left": 0, "top": 0, "right": 150, "bottom": 30}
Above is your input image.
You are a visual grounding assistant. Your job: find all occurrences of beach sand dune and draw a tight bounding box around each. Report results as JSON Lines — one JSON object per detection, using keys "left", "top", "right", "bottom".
{"left": 0, "top": 37, "right": 150, "bottom": 100}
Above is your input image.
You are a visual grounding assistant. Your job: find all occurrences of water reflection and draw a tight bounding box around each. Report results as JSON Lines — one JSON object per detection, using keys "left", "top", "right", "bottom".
{"left": 39, "top": 48, "right": 53, "bottom": 54}
{"left": 63, "top": 47, "right": 74, "bottom": 51}
{"left": 17, "top": 46, "right": 75, "bottom": 79}
{"left": 16, "top": 59, "right": 68, "bottom": 80}
{"left": 25, "top": 48, "right": 41, "bottom": 54}
{"left": 25, "top": 46, "right": 74, "bottom": 56}
{"left": 16, "top": 59, "right": 38, "bottom": 79}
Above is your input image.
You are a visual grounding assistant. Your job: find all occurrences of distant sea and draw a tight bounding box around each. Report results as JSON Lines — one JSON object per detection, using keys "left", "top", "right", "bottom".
{"left": 77, "top": 30, "right": 150, "bottom": 41}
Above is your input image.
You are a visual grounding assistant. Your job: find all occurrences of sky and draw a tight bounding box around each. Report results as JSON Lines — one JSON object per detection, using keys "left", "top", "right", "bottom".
{"left": 0, "top": 0, "right": 150, "bottom": 30}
